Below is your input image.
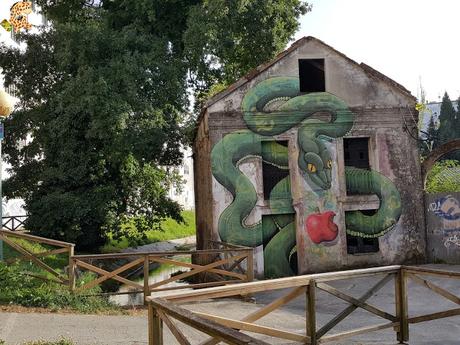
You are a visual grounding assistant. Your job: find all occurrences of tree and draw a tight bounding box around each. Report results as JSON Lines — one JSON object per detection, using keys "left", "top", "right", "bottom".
{"left": 0, "top": 0, "right": 310, "bottom": 249}
{"left": 434, "top": 92, "right": 459, "bottom": 160}
{"left": 436, "top": 92, "right": 457, "bottom": 146}
{"left": 420, "top": 114, "right": 438, "bottom": 157}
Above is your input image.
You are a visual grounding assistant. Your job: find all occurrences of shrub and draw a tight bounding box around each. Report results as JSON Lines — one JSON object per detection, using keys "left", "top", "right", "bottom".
{"left": 0, "top": 262, "right": 119, "bottom": 313}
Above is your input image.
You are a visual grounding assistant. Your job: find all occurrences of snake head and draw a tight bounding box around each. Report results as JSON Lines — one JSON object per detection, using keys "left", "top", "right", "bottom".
{"left": 298, "top": 137, "right": 333, "bottom": 191}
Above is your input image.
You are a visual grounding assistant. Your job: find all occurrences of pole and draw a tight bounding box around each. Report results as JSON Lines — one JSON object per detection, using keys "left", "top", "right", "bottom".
{"left": 0, "top": 136, "right": 3, "bottom": 261}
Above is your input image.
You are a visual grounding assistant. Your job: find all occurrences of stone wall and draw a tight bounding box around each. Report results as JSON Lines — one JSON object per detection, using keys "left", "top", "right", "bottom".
{"left": 194, "top": 37, "right": 426, "bottom": 276}
{"left": 426, "top": 192, "right": 460, "bottom": 263}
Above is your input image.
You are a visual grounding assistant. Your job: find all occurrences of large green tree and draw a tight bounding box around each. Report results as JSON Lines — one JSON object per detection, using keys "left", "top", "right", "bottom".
{"left": 0, "top": 0, "right": 310, "bottom": 249}
{"left": 435, "top": 92, "right": 460, "bottom": 160}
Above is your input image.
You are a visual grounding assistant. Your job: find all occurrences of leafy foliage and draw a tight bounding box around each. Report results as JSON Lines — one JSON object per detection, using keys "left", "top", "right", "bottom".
{"left": 102, "top": 210, "right": 196, "bottom": 252}
{"left": 420, "top": 114, "right": 438, "bottom": 157}
{"left": 0, "top": 262, "right": 118, "bottom": 313}
{"left": 432, "top": 92, "right": 460, "bottom": 160}
{"left": 0, "top": 0, "right": 309, "bottom": 249}
{"left": 425, "top": 160, "right": 460, "bottom": 193}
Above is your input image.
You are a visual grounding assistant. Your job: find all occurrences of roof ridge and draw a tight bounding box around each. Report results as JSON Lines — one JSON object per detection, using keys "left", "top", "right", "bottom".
{"left": 203, "top": 36, "right": 415, "bottom": 110}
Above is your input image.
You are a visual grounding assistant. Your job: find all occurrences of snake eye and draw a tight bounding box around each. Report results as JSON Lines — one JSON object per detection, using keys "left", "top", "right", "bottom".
{"left": 307, "top": 163, "right": 317, "bottom": 173}
{"left": 326, "top": 159, "right": 333, "bottom": 169}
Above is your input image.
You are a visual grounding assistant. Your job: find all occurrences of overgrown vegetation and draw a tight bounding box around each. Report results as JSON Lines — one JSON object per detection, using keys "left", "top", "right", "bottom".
{"left": 101, "top": 210, "right": 196, "bottom": 252}
{"left": 0, "top": 261, "right": 119, "bottom": 313}
{"left": 425, "top": 160, "right": 460, "bottom": 193}
{"left": 1, "top": 238, "right": 120, "bottom": 313}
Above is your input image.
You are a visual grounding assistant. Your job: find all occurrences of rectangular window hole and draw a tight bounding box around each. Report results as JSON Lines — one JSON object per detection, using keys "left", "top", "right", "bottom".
{"left": 343, "top": 137, "right": 370, "bottom": 170}
{"left": 262, "top": 141, "right": 289, "bottom": 200}
{"left": 346, "top": 209, "right": 380, "bottom": 254}
{"left": 298, "top": 59, "right": 325, "bottom": 93}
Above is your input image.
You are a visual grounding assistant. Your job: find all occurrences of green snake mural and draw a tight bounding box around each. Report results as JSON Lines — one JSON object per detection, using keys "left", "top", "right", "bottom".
{"left": 211, "top": 77, "right": 402, "bottom": 278}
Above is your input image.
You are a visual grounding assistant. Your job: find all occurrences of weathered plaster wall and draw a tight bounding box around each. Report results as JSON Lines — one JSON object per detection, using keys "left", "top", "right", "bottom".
{"left": 426, "top": 192, "right": 460, "bottom": 263}
{"left": 195, "top": 38, "right": 426, "bottom": 276}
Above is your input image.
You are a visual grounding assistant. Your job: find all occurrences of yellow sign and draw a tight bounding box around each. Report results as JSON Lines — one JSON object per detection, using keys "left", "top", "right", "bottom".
{"left": 10, "top": 1, "right": 33, "bottom": 32}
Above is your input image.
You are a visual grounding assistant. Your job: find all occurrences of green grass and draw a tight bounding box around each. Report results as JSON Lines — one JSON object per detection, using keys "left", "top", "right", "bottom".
{"left": 101, "top": 210, "right": 196, "bottom": 253}
{"left": 0, "top": 261, "right": 120, "bottom": 313}
{"left": 1, "top": 238, "right": 120, "bottom": 314}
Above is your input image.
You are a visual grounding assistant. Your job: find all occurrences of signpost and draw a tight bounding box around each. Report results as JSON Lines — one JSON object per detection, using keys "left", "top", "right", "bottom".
{"left": 0, "top": 122, "right": 4, "bottom": 261}
{"left": 0, "top": 89, "right": 14, "bottom": 261}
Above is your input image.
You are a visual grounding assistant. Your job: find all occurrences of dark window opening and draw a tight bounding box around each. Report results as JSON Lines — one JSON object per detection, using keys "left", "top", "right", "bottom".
{"left": 343, "top": 137, "right": 370, "bottom": 169}
{"left": 346, "top": 209, "right": 380, "bottom": 254}
{"left": 262, "top": 141, "right": 289, "bottom": 200}
{"left": 299, "top": 59, "right": 325, "bottom": 93}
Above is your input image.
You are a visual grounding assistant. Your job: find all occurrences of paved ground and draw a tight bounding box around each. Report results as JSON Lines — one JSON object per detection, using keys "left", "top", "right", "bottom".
{"left": 1, "top": 264, "right": 460, "bottom": 344}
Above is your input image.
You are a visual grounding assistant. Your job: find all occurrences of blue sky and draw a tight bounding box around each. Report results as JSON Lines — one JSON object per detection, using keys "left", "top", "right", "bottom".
{"left": 295, "top": 0, "right": 460, "bottom": 102}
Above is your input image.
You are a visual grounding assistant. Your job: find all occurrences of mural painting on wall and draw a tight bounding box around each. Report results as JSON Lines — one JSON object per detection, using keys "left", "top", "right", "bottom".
{"left": 428, "top": 195, "right": 460, "bottom": 248}
{"left": 211, "top": 77, "right": 402, "bottom": 278}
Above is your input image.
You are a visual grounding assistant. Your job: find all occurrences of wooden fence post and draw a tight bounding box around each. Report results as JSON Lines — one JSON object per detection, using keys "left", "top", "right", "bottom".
{"left": 395, "top": 268, "right": 409, "bottom": 343}
{"left": 246, "top": 248, "right": 254, "bottom": 283}
{"left": 68, "top": 246, "right": 75, "bottom": 291}
{"left": 307, "top": 279, "right": 317, "bottom": 345}
{"left": 148, "top": 303, "right": 163, "bottom": 345}
{"left": 144, "top": 255, "right": 150, "bottom": 305}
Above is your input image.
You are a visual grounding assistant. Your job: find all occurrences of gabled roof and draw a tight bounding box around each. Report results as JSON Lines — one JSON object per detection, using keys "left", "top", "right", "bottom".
{"left": 204, "top": 36, "right": 415, "bottom": 110}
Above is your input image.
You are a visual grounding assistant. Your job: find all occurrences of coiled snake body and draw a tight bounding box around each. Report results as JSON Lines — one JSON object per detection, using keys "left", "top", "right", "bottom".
{"left": 211, "top": 77, "right": 401, "bottom": 278}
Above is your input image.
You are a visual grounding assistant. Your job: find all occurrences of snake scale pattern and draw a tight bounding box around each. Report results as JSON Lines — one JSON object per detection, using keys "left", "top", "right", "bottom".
{"left": 211, "top": 77, "right": 402, "bottom": 278}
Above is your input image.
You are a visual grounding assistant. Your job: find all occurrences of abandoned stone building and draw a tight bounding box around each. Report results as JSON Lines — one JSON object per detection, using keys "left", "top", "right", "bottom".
{"left": 193, "top": 36, "right": 426, "bottom": 278}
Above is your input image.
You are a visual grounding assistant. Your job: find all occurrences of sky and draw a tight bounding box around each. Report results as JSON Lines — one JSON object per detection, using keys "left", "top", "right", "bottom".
{"left": 295, "top": 0, "right": 460, "bottom": 103}
{"left": 1, "top": 1, "right": 459, "bottom": 103}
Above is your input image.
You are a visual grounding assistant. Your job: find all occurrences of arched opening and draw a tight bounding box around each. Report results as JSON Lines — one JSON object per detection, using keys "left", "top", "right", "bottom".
{"left": 421, "top": 139, "right": 460, "bottom": 188}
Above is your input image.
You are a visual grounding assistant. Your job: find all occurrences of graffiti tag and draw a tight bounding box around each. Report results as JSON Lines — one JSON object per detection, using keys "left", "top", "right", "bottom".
{"left": 428, "top": 195, "right": 460, "bottom": 221}
{"left": 443, "top": 233, "right": 460, "bottom": 249}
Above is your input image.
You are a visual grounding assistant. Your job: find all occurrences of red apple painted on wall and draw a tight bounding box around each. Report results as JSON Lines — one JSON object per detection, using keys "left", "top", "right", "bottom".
{"left": 305, "top": 211, "right": 338, "bottom": 244}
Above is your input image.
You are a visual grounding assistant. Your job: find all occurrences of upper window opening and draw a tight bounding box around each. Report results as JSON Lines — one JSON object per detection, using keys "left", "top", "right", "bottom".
{"left": 298, "top": 59, "right": 325, "bottom": 93}
{"left": 343, "top": 138, "right": 370, "bottom": 170}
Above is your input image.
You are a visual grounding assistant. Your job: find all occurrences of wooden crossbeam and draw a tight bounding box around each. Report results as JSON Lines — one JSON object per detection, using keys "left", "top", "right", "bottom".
{"left": 199, "top": 286, "right": 307, "bottom": 345}
{"left": 227, "top": 256, "right": 246, "bottom": 274}
{"left": 34, "top": 247, "right": 70, "bottom": 258}
{"left": 0, "top": 230, "right": 74, "bottom": 248}
{"left": 1, "top": 235, "right": 65, "bottom": 282}
{"left": 75, "top": 259, "right": 143, "bottom": 292}
{"left": 407, "top": 273, "right": 460, "bottom": 305}
{"left": 408, "top": 307, "right": 460, "bottom": 324}
{"left": 151, "top": 298, "right": 270, "bottom": 345}
{"left": 157, "top": 309, "right": 191, "bottom": 345}
{"left": 195, "top": 312, "right": 309, "bottom": 343}
{"left": 149, "top": 253, "right": 247, "bottom": 290}
{"left": 317, "top": 273, "right": 394, "bottom": 339}
{"left": 151, "top": 257, "right": 246, "bottom": 281}
{"left": 318, "top": 321, "right": 399, "bottom": 343}
{"left": 316, "top": 282, "right": 397, "bottom": 322}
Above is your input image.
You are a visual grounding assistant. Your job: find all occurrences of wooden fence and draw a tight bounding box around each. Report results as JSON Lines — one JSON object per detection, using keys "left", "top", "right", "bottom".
{"left": 2, "top": 215, "right": 27, "bottom": 231}
{"left": 70, "top": 241, "right": 253, "bottom": 301}
{"left": 147, "top": 265, "right": 460, "bottom": 345}
{"left": 0, "top": 229, "right": 74, "bottom": 285}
